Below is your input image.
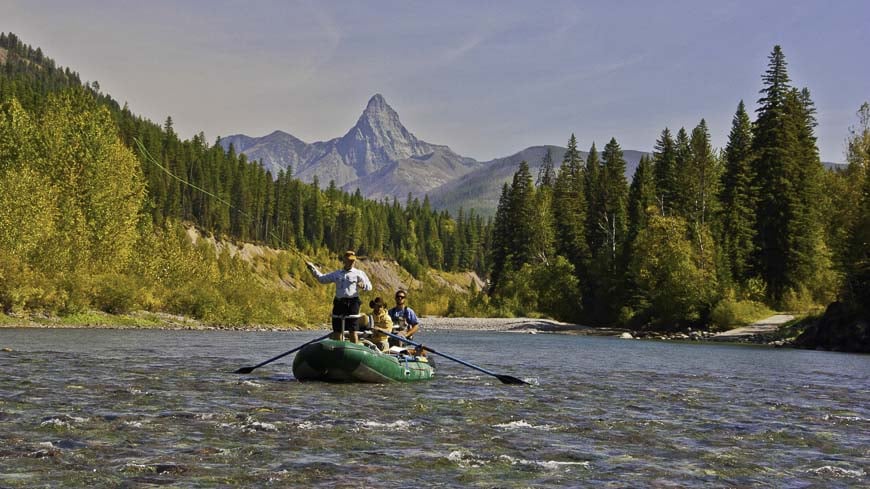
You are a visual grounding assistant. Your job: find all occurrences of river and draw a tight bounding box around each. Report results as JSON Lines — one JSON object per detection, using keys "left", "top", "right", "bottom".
{"left": 0, "top": 328, "right": 867, "bottom": 487}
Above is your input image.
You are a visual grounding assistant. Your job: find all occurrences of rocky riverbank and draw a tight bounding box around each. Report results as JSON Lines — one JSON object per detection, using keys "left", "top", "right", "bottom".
{"left": 8, "top": 312, "right": 860, "bottom": 352}
{"left": 422, "top": 317, "right": 589, "bottom": 332}
{"left": 421, "top": 316, "right": 805, "bottom": 349}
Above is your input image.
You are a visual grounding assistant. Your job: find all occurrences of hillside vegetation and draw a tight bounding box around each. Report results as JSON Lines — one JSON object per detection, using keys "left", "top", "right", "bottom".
{"left": 1, "top": 33, "right": 868, "bottom": 339}
{"left": 0, "top": 33, "right": 488, "bottom": 327}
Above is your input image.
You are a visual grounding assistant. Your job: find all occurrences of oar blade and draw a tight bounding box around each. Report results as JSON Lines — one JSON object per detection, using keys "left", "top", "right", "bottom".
{"left": 496, "top": 374, "right": 528, "bottom": 385}
{"left": 234, "top": 366, "right": 255, "bottom": 374}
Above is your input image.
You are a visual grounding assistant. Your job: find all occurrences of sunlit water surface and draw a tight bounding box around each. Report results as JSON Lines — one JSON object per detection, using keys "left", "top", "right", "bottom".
{"left": 0, "top": 328, "right": 867, "bottom": 488}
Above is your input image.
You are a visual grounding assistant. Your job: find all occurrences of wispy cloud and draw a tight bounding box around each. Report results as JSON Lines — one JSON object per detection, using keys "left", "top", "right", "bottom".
{"left": 294, "top": 0, "right": 343, "bottom": 83}
{"left": 438, "top": 33, "right": 487, "bottom": 66}
{"left": 528, "top": 53, "right": 646, "bottom": 95}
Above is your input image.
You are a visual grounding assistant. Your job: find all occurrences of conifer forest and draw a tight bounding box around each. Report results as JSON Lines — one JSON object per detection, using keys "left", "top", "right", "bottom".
{"left": 1, "top": 33, "right": 868, "bottom": 331}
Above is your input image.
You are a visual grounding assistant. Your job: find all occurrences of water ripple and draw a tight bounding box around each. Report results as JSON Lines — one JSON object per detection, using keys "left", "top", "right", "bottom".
{"left": 1, "top": 328, "right": 868, "bottom": 487}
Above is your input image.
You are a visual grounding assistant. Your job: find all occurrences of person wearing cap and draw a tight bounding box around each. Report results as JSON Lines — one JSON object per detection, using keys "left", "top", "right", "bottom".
{"left": 388, "top": 289, "right": 420, "bottom": 343}
{"left": 360, "top": 297, "right": 392, "bottom": 352}
{"left": 306, "top": 250, "right": 372, "bottom": 343}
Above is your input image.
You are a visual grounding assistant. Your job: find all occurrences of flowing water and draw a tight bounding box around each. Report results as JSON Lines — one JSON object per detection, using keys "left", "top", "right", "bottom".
{"left": 0, "top": 328, "right": 867, "bottom": 488}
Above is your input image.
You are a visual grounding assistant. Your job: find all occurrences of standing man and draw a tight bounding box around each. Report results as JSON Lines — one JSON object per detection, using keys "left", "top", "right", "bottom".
{"left": 388, "top": 289, "right": 420, "bottom": 341}
{"left": 307, "top": 250, "right": 372, "bottom": 343}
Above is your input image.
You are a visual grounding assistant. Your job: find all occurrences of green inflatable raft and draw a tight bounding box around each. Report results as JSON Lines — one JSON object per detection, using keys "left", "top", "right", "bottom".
{"left": 292, "top": 339, "right": 435, "bottom": 383}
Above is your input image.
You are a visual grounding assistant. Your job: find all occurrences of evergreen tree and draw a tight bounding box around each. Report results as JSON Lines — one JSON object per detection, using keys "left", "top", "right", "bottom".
{"left": 652, "top": 128, "right": 677, "bottom": 215}
{"left": 720, "top": 101, "right": 756, "bottom": 283}
{"left": 488, "top": 183, "right": 512, "bottom": 294}
{"left": 598, "top": 138, "right": 628, "bottom": 273}
{"left": 782, "top": 87, "right": 831, "bottom": 300}
{"left": 552, "top": 135, "right": 588, "bottom": 272}
{"left": 672, "top": 127, "right": 692, "bottom": 217}
{"left": 584, "top": 142, "right": 603, "bottom": 253}
{"left": 506, "top": 161, "right": 538, "bottom": 269}
{"left": 845, "top": 115, "right": 870, "bottom": 310}
{"left": 624, "top": 154, "right": 657, "bottom": 309}
{"left": 587, "top": 138, "right": 629, "bottom": 323}
{"left": 830, "top": 103, "right": 868, "bottom": 284}
{"left": 627, "top": 155, "right": 656, "bottom": 244}
{"left": 537, "top": 147, "right": 555, "bottom": 188}
{"left": 752, "top": 45, "right": 830, "bottom": 302}
{"left": 752, "top": 46, "right": 792, "bottom": 300}
{"left": 304, "top": 177, "right": 325, "bottom": 249}
{"left": 533, "top": 164, "right": 557, "bottom": 264}
{"left": 686, "top": 119, "right": 720, "bottom": 228}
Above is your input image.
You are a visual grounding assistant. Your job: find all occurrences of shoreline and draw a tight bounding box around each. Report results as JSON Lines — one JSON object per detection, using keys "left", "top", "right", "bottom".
{"left": 0, "top": 312, "right": 608, "bottom": 334}
{"left": 0, "top": 312, "right": 792, "bottom": 347}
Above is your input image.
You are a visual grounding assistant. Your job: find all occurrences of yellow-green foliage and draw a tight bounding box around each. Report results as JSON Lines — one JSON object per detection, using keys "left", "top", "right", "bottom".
{"left": 39, "top": 91, "right": 145, "bottom": 273}
{"left": 780, "top": 285, "right": 825, "bottom": 315}
{"left": 0, "top": 254, "right": 53, "bottom": 313}
{"left": 631, "top": 213, "right": 719, "bottom": 326}
{"left": 53, "top": 310, "right": 162, "bottom": 328}
{"left": 489, "top": 256, "right": 580, "bottom": 321}
{"left": 0, "top": 92, "right": 146, "bottom": 316}
{"left": 0, "top": 93, "right": 149, "bottom": 318}
{"left": 91, "top": 273, "right": 142, "bottom": 315}
{"left": 710, "top": 290, "right": 774, "bottom": 331}
{"left": 0, "top": 90, "right": 486, "bottom": 327}
{"left": 0, "top": 166, "right": 58, "bottom": 262}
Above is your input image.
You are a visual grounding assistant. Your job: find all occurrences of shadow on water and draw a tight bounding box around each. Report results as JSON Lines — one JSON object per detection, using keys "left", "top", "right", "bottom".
{"left": 0, "top": 328, "right": 867, "bottom": 487}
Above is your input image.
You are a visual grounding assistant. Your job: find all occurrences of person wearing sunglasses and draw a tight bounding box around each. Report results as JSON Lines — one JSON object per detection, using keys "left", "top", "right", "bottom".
{"left": 388, "top": 289, "right": 420, "bottom": 342}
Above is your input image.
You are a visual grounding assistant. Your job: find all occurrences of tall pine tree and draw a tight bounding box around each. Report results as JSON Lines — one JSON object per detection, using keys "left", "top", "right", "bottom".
{"left": 506, "top": 161, "right": 539, "bottom": 269}
{"left": 552, "top": 135, "right": 588, "bottom": 272}
{"left": 586, "top": 138, "right": 629, "bottom": 323}
{"left": 627, "top": 155, "right": 657, "bottom": 245}
{"left": 720, "top": 101, "right": 756, "bottom": 284}
{"left": 752, "top": 45, "right": 830, "bottom": 302}
{"left": 686, "top": 119, "right": 720, "bottom": 228}
{"left": 653, "top": 128, "right": 678, "bottom": 216}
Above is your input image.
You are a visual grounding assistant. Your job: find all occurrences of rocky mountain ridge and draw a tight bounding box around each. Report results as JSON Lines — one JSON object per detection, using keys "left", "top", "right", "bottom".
{"left": 222, "top": 94, "right": 644, "bottom": 214}
{"left": 221, "top": 94, "right": 480, "bottom": 198}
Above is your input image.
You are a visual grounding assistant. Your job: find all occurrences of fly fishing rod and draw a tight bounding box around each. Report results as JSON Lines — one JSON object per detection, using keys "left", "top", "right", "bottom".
{"left": 132, "top": 137, "right": 316, "bottom": 265}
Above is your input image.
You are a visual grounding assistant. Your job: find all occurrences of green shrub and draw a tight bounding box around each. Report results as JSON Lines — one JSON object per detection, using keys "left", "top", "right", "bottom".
{"left": 92, "top": 273, "right": 141, "bottom": 314}
{"left": 710, "top": 294, "right": 774, "bottom": 331}
{"left": 168, "top": 282, "right": 227, "bottom": 321}
{"left": 0, "top": 254, "right": 62, "bottom": 313}
{"left": 743, "top": 277, "right": 768, "bottom": 302}
{"left": 220, "top": 277, "right": 292, "bottom": 325}
{"left": 57, "top": 271, "right": 93, "bottom": 314}
{"left": 780, "top": 285, "right": 820, "bottom": 314}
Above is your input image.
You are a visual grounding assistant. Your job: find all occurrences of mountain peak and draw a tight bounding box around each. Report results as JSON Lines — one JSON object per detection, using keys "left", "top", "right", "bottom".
{"left": 367, "top": 93, "right": 387, "bottom": 107}
{"left": 361, "top": 93, "right": 398, "bottom": 121}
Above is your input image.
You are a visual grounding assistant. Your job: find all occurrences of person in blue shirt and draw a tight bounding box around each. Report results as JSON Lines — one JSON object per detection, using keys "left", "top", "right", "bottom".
{"left": 388, "top": 289, "right": 420, "bottom": 342}
{"left": 307, "top": 250, "right": 372, "bottom": 343}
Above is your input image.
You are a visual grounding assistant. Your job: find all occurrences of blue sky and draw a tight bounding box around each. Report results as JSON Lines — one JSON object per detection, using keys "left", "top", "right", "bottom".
{"left": 5, "top": 0, "right": 868, "bottom": 162}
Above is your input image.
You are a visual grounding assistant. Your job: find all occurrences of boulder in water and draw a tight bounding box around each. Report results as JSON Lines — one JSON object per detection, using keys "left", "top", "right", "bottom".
{"left": 794, "top": 302, "right": 870, "bottom": 353}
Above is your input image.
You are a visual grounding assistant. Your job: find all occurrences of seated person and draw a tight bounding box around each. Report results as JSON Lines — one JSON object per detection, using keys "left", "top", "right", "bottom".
{"left": 363, "top": 297, "right": 393, "bottom": 352}
{"left": 388, "top": 289, "right": 420, "bottom": 345}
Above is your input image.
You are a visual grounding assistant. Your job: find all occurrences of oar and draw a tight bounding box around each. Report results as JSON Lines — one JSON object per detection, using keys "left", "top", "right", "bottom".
{"left": 234, "top": 333, "right": 331, "bottom": 374}
{"left": 381, "top": 330, "right": 528, "bottom": 385}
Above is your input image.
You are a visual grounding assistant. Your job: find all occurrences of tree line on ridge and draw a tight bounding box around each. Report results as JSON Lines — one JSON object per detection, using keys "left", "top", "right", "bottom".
{"left": 1, "top": 33, "right": 868, "bottom": 330}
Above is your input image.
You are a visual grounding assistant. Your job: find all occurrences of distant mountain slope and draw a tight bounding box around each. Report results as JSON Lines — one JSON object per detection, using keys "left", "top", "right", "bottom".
{"left": 223, "top": 95, "right": 654, "bottom": 215}
{"left": 349, "top": 148, "right": 480, "bottom": 201}
{"left": 427, "top": 146, "right": 648, "bottom": 217}
{"left": 221, "top": 131, "right": 309, "bottom": 177}
{"left": 221, "top": 94, "right": 480, "bottom": 194}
